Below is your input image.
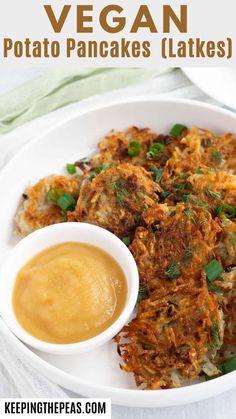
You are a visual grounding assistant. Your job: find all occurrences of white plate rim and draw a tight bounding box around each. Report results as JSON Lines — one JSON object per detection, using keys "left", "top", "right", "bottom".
{"left": 1, "top": 96, "right": 236, "bottom": 407}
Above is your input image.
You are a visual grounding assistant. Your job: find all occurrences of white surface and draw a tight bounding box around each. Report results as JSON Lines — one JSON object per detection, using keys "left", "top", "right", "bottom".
{"left": 183, "top": 68, "right": 236, "bottom": 110}
{"left": 0, "top": 97, "right": 236, "bottom": 408}
{"left": 1, "top": 222, "right": 139, "bottom": 355}
{"left": 0, "top": 68, "right": 46, "bottom": 95}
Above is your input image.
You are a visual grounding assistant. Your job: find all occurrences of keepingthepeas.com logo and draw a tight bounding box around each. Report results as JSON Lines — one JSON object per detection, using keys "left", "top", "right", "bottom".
{"left": 1, "top": 399, "right": 111, "bottom": 418}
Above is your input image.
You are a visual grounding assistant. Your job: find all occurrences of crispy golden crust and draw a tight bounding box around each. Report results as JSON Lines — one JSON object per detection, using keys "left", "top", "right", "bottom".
{"left": 14, "top": 124, "right": 236, "bottom": 389}
{"left": 69, "top": 163, "right": 160, "bottom": 237}
{"left": 165, "top": 128, "right": 236, "bottom": 175}
{"left": 223, "top": 290, "right": 236, "bottom": 347}
{"left": 115, "top": 280, "right": 220, "bottom": 389}
{"left": 15, "top": 175, "right": 81, "bottom": 236}
{"left": 116, "top": 202, "right": 223, "bottom": 388}
{"left": 90, "top": 127, "right": 182, "bottom": 169}
{"left": 215, "top": 219, "right": 236, "bottom": 267}
{"left": 129, "top": 203, "right": 222, "bottom": 293}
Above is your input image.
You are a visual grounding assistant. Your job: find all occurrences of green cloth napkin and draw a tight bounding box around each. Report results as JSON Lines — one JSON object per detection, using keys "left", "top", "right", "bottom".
{"left": 0, "top": 68, "right": 169, "bottom": 134}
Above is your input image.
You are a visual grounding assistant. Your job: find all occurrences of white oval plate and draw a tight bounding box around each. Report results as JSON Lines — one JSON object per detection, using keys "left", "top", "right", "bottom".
{"left": 0, "top": 97, "right": 236, "bottom": 408}
{"left": 182, "top": 68, "right": 236, "bottom": 110}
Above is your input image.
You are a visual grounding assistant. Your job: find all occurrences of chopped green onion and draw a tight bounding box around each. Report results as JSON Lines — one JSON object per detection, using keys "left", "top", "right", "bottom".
{"left": 89, "top": 164, "right": 110, "bottom": 181}
{"left": 66, "top": 163, "right": 76, "bottom": 175}
{"left": 204, "top": 259, "right": 225, "bottom": 283}
{"left": 212, "top": 323, "right": 220, "bottom": 345}
{"left": 47, "top": 187, "right": 63, "bottom": 203}
{"left": 170, "top": 123, "right": 187, "bottom": 137}
{"left": 181, "top": 194, "right": 191, "bottom": 203}
{"left": 184, "top": 245, "right": 193, "bottom": 259}
{"left": 109, "top": 180, "right": 129, "bottom": 206}
{"left": 196, "top": 202, "right": 209, "bottom": 210}
{"left": 184, "top": 208, "right": 197, "bottom": 224}
{"left": 150, "top": 166, "right": 163, "bottom": 183}
{"left": 173, "top": 183, "right": 187, "bottom": 190}
{"left": 116, "top": 190, "right": 123, "bottom": 206}
{"left": 222, "top": 356, "right": 236, "bottom": 374}
{"left": 95, "top": 164, "right": 110, "bottom": 174}
{"left": 47, "top": 188, "right": 76, "bottom": 212}
{"left": 216, "top": 203, "right": 236, "bottom": 219}
{"left": 147, "top": 142, "right": 164, "bottom": 159}
{"left": 159, "top": 191, "right": 170, "bottom": 199}
{"left": 211, "top": 150, "right": 222, "bottom": 165}
{"left": 206, "top": 189, "right": 221, "bottom": 200}
{"left": 57, "top": 193, "right": 76, "bottom": 212}
{"left": 122, "top": 236, "right": 131, "bottom": 246}
{"left": 196, "top": 168, "right": 204, "bottom": 174}
{"left": 128, "top": 141, "right": 141, "bottom": 157}
{"left": 165, "top": 262, "right": 180, "bottom": 279}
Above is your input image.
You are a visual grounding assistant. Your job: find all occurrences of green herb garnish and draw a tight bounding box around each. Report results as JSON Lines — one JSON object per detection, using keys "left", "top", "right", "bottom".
{"left": 173, "top": 183, "right": 187, "bottom": 190}
{"left": 211, "top": 150, "right": 222, "bottom": 165}
{"left": 109, "top": 180, "right": 129, "bottom": 206}
{"left": 95, "top": 164, "right": 110, "bottom": 174}
{"left": 159, "top": 191, "right": 170, "bottom": 199}
{"left": 122, "top": 236, "right": 131, "bottom": 246}
{"left": 195, "top": 202, "right": 210, "bottom": 210}
{"left": 184, "top": 208, "right": 197, "bottom": 224}
{"left": 47, "top": 187, "right": 63, "bottom": 203}
{"left": 150, "top": 166, "right": 163, "bottom": 183}
{"left": 146, "top": 142, "right": 164, "bottom": 159}
{"left": 212, "top": 323, "right": 220, "bottom": 345}
{"left": 48, "top": 188, "right": 76, "bottom": 211}
{"left": 89, "top": 164, "right": 110, "bottom": 181}
{"left": 165, "top": 262, "right": 180, "bottom": 279}
{"left": 222, "top": 356, "right": 236, "bottom": 374}
{"left": 66, "top": 163, "right": 76, "bottom": 175}
{"left": 128, "top": 141, "right": 141, "bottom": 157}
{"left": 57, "top": 193, "right": 76, "bottom": 212}
{"left": 204, "top": 259, "right": 225, "bottom": 283}
{"left": 116, "top": 190, "right": 124, "bottom": 206}
{"left": 206, "top": 189, "right": 221, "bottom": 200}
{"left": 215, "top": 203, "right": 236, "bottom": 219}
{"left": 181, "top": 194, "right": 192, "bottom": 203}
{"left": 196, "top": 168, "right": 204, "bottom": 174}
{"left": 170, "top": 123, "right": 187, "bottom": 137}
{"left": 184, "top": 245, "right": 193, "bottom": 260}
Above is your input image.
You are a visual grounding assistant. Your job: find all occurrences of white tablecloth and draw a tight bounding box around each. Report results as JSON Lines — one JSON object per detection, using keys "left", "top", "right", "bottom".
{"left": 0, "top": 69, "right": 235, "bottom": 419}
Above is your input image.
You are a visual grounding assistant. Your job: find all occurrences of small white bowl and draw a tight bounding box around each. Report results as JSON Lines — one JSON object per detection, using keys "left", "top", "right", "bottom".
{"left": 0, "top": 222, "right": 139, "bottom": 355}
